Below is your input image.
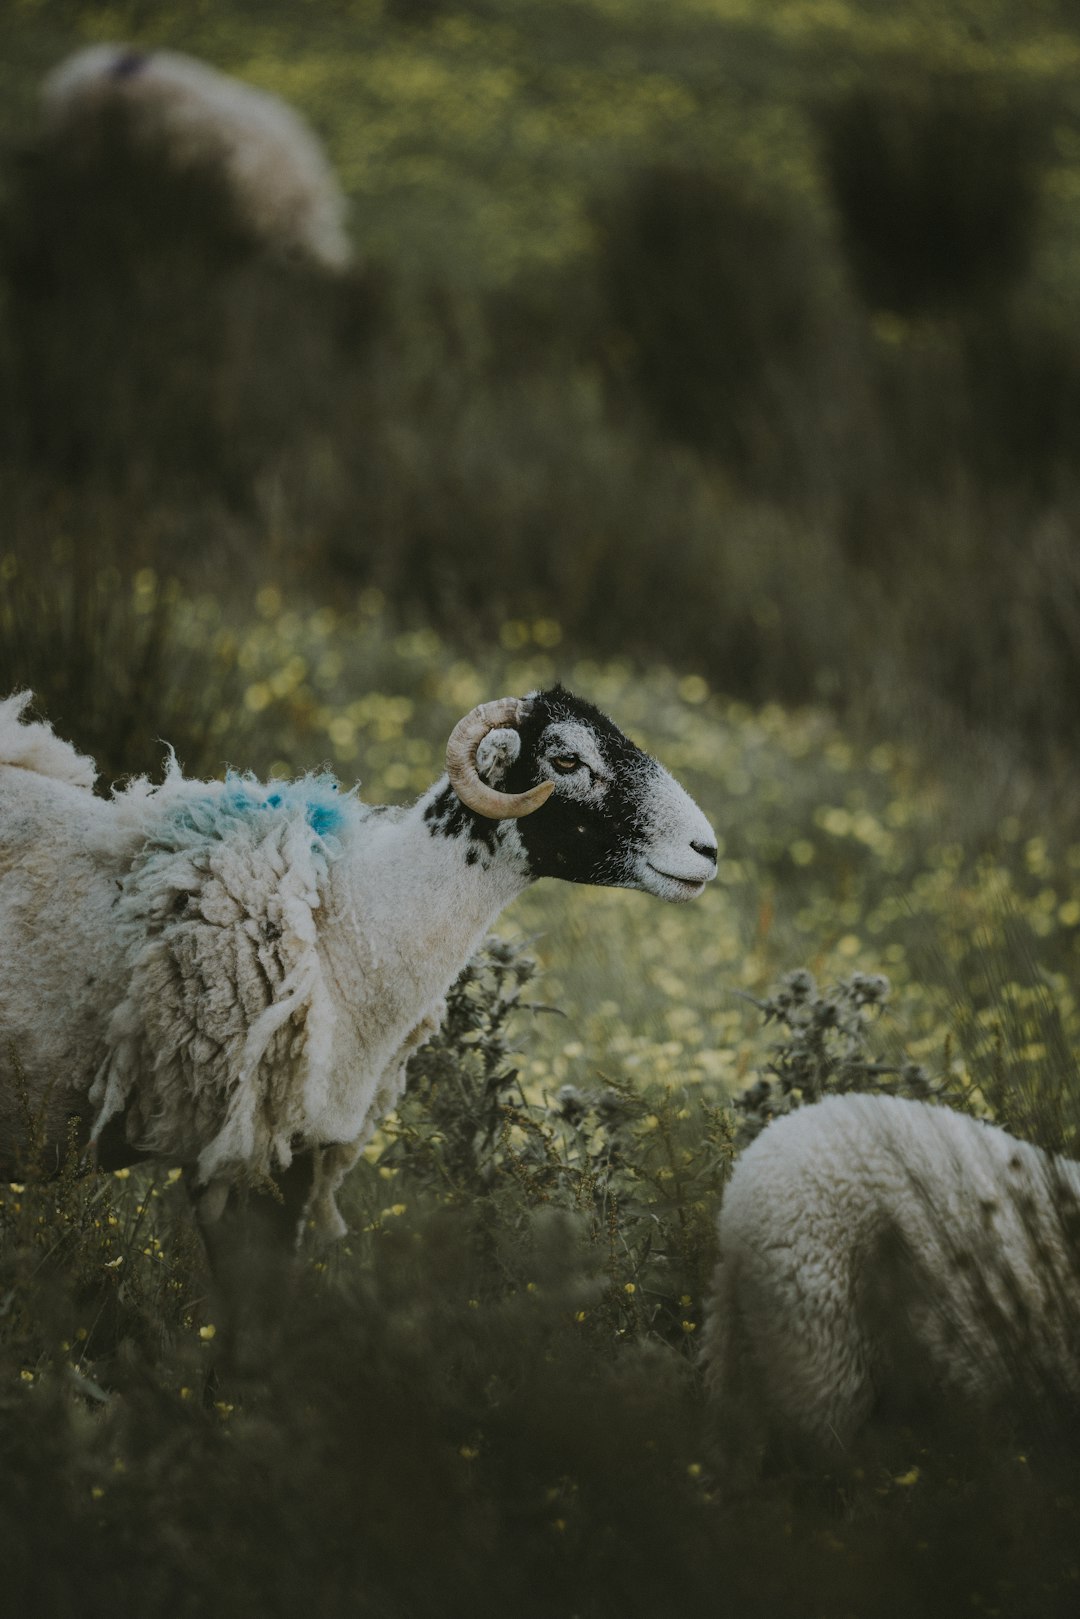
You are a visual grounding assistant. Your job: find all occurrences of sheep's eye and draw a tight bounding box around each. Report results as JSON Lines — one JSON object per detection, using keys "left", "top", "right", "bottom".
{"left": 550, "top": 755, "right": 581, "bottom": 774}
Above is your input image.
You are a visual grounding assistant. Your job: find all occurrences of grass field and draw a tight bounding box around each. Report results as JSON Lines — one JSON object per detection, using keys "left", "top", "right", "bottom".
{"left": 4, "top": 3, "right": 1080, "bottom": 1615}
{"left": 2, "top": 587, "right": 1080, "bottom": 1618}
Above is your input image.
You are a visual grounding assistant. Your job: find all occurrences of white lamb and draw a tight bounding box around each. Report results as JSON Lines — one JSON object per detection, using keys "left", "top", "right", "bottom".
{"left": 0, "top": 688, "right": 716, "bottom": 1260}
{"left": 40, "top": 44, "right": 352, "bottom": 271}
{"left": 701, "top": 1093, "right": 1080, "bottom": 1458}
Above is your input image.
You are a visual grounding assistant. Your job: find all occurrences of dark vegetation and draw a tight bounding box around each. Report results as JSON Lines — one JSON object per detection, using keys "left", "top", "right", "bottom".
{"left": 4, "top": 946, "right": 1080, "bottom": 1619}
{"left": 3, "top": 3, "right": 1080, "bottom": 1615}
{"left": 817, "top": 72, "right": 1048, "bottom": 318}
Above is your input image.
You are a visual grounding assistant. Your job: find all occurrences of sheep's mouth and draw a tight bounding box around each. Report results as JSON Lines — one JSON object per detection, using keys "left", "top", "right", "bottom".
{"left": 645, "top": 863, "right": 709, "bottom": 899}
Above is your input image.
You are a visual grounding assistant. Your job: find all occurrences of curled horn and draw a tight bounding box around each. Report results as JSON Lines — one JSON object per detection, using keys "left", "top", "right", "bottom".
{"left": 445, "top": 697, "right": 555, "bottom": 820}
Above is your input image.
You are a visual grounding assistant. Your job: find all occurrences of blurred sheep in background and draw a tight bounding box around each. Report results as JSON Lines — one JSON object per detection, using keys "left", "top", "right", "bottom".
{"left": 41, "top": 44, "right": 352, "bottom": 271}
{"left": 0, "top": 44, "right": 373, "bottom": 504}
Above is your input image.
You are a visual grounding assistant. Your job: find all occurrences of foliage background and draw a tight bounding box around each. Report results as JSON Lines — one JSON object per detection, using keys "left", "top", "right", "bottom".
{"left": 3, "top": 2, "right": 1080, "bottom": 1615}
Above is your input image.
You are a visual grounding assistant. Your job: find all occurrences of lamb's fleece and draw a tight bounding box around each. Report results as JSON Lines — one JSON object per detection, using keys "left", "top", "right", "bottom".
{"left": 701, "top": 1093, "right": 1080, "bottom": 1452}
{"left": 0, "top": 692, "right": 367, "bottom": 1183}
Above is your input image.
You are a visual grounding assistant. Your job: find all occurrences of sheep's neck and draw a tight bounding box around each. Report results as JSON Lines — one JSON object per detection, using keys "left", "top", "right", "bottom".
{"left": 324, "top": 779, "right": 532, "bottom": 1023}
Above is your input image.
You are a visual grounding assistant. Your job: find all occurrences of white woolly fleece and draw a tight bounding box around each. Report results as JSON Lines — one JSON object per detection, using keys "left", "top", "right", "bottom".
{"left": 89, "top": 772, "right": 357, "bottom": 1184}
{"left": 702, "top": 1093, "right": 1080, "bottom": 1452}
{"left": 0, "top": 691, "right": 96, "bottom": 790}
{"left": 42, "top": 45, "right": 352, "bottom": 271}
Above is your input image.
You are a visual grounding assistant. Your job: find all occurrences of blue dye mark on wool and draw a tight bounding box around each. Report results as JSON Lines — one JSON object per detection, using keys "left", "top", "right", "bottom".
{"left": 223, "top": 772, "right": 349, "bottom": 838}
{"left": 167, "top": 772, "right": 352, "bottom": 843}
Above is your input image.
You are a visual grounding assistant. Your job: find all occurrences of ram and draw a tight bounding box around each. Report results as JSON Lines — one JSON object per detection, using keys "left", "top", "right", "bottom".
{"left": 0, "top": 689, "right": 716, "bottom": 1331}
{"left": 701, "top": 1093, "right": 1080, "bottom": 1461}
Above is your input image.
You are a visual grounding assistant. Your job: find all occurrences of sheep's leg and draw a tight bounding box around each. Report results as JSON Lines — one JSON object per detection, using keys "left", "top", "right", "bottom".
{"left": 193, "top": 1155, "right": 316, "bottom": 1379}
{"left": 302, "top": 1002, "right": 448, "bottom": 1243}
{"left": 196, "top": 998, "right": 452, "bottom": 1361}
{"left": 703, "top": 1249, "right": 876, "bottom": 1473}
{"left": 305, "top": 1140, "right": 363, "bottom": 1243}
{"left": 742, "top": 1260, "right": 876, "bottom": 1458}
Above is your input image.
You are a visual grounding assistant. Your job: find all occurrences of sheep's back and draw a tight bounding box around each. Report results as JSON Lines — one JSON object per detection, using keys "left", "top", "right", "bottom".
{"left": 41, "top": 45, "right": 351, "bottom": 271}
{"left": 712, "top": 1095, "right": 1080, "bottom": 1439}
{"left": 721, "top": 1094, "right": 1072, "bottom": 1266}
{"left": 90, "top": 775, "right": 368, "bottom": 1181}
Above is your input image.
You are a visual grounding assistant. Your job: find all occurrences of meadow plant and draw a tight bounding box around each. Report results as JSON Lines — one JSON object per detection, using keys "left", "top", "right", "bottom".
{"left": 378, "top": 936, "right": 734, "bottom": 1345}
{"left": 734, "top": 966, "right": 961, "bottom": 1146}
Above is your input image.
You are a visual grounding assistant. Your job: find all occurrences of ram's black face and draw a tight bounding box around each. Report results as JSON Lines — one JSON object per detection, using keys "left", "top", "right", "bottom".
{"left": 499, "top": 688, "right": 717, "bottom": 901}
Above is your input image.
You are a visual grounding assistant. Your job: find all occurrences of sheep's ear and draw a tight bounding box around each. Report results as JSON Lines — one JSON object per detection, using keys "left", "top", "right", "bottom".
{"left": 475, "top": 726, "right": 522, "bottom": 786}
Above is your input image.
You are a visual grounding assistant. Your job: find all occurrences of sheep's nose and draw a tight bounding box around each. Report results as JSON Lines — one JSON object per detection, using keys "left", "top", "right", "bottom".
{"left": 691, "top": 839, "right": 718, "bottom": 864}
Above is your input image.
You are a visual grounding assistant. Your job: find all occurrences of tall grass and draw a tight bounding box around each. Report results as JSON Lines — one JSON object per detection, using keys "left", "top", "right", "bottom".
{"left": 2, "top": 926, "right": 1080, "bottom": 1619}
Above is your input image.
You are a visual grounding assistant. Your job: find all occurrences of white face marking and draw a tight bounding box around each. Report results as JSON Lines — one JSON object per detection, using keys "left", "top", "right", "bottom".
{"left": 629, "top": 763, "right": 718, "bottom": 902}
{"left": 537, "top": 721, "right": 611, "bottom": 807}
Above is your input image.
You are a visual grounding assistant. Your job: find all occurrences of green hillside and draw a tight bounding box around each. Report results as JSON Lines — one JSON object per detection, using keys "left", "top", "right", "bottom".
{"left": 6, "top": 1, "right": 1080, "bottom": 287}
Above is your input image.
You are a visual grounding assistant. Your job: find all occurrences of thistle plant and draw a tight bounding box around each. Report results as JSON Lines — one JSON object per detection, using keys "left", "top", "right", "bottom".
{"left": 377, "top": 937, "right": 733, "bottom": 1344}
{"left": 734, "top": 967, "right": 959, "bottom": 1146}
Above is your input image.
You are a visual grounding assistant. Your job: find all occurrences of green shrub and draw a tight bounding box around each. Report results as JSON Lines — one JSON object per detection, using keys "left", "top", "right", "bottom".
{"left": 383, "top": 936, "right": 735, "bottom": 1340}
{"left": 589, "top": 162, "right": 862, "bottom": 490}
{"left": 818, "top": 73, "right": 1048, "bottom": 318}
